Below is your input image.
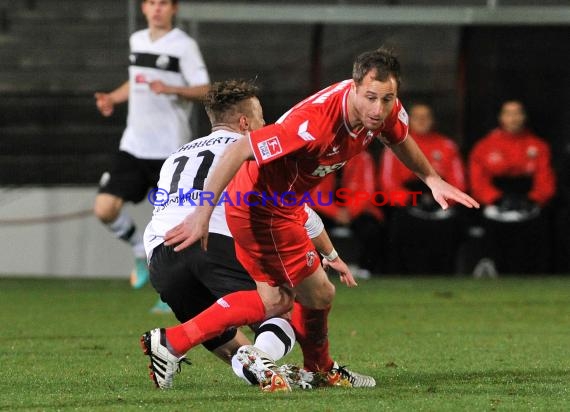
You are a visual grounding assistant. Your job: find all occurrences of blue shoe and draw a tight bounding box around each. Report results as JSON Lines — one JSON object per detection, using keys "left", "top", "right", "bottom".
{"left": 150, "top": 298, "right": 172, "bottom": 314}
{"left": 130, "top": 257, "right": 149, "bottom": 289}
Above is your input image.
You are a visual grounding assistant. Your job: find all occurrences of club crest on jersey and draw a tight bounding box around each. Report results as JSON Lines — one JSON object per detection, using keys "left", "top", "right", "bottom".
{"left": 527, "top": 146, "right": 538, "bottom": 158}
{"left": 257, "top": 136, "right": 282, "bottom": 160}
{"left": 311, "top": 161, "right": 346, "bottom": 177}
{"left": 135, "top": 73, "right": 148, "bottom": 84}
{"left": 156, "top": 54, "right": 171, "bottom": 70}
{"left": 432, "top": 150, "right": 443, "bottom": 161}
{"left": 306, "top": 250, "right": 318, "bottom": 267}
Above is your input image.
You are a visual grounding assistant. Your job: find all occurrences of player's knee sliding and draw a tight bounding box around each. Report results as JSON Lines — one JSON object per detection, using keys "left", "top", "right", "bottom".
{"left": 301, "top": 282, "right": 335, "bottom": 310}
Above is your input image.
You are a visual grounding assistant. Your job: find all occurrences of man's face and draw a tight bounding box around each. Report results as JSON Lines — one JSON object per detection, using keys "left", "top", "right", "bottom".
{"left": 409, "top": 105, "right": 434, "bottom": 135}
{"left": 245, "top": 97, "right": 265, "bottom": 131}
{"left": 142, "top": 0, "right": 177, "bottom": 30}
{"left": 499, "top": 101, "right": 526, "bottom": 134}
{"left": 352, "top": 70, "right": 398, "bottom": 130}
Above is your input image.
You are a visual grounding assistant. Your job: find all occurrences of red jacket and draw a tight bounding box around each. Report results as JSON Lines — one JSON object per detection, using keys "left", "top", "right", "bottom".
{"left": 379, "top": 132, "right": 466, "bottom": 205}
{"left": 312, "top": 150, "right": 383, "bottom": 221}
{"left": 469, "top": 128, "right": 556, "bottom": 206}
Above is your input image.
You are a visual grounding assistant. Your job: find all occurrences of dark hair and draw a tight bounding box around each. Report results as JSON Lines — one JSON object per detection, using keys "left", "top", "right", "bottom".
{"left": 204, "top": 79, "right": 259, "bottom": 123}
{"left": 352, "top": 47, "right": 401, "bottom": 89}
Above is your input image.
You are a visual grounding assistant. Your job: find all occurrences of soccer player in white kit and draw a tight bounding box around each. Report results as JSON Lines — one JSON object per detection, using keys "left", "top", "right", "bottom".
{"left": 93, "top": 0, "right": 210, "bottom": 310}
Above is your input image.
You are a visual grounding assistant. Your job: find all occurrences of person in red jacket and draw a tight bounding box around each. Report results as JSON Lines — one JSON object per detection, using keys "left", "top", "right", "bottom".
{"left": 468, "top": 100, "right": 556, "bottom": 274}
{"left": 312, "top": 149, "right": 385, "bottom": 278}
{"left": 379, "top": 102, "right": 467, "bottom": 274}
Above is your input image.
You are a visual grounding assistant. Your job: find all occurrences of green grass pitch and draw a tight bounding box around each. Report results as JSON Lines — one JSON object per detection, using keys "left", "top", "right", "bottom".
{"left": 1, "top": 276, "right": 569, "bottom": 411}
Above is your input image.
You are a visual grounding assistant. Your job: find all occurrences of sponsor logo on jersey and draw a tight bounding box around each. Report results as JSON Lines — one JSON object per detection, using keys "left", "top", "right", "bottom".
{"left": 156, "top": 54, "right": 170, "bottom": 70}
{"left": 257, "top": 137, "right": 282, "bottom": 160}
{"left": 306, "top": 250, "right": 317, "bottom": 267}
{"left": 311, "top": 161, "right": 347, "bottom": 177}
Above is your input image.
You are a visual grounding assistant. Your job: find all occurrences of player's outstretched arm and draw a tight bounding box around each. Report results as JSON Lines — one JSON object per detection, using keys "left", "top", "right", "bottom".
{"left": 164, "top": 136, "right": 254, "bottom": 252}
{"left": 424, "top": 175, "right": 480, "bottom": 210}
{"left": 389, "top": 135, "right": 479, "bottom": 210}
{"left": 94, "top": 81, "right": 129, "bottom": 117}
{"left": 149, "top": 81, "right": 210, "bottom": 102}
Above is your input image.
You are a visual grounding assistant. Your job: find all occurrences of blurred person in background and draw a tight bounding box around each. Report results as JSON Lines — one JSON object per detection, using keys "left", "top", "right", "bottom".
{"left": 379, "top": 102, "right": 467, "bottom": 274}
{"left": 311, "top": 149, "right": 386, "bottom": 279}
{"left": 93, "top": 0, "right": 210, "bottom": 312}
{"left": 469, "top": 100, "right": 556, "bottom": 274}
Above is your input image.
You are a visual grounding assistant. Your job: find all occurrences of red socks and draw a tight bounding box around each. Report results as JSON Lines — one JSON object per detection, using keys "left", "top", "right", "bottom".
{"left": 290, "top": 301, "right": 334, "bottom": 372}
{"left": 165, "top": 290, "right": 266, "bottom": 355}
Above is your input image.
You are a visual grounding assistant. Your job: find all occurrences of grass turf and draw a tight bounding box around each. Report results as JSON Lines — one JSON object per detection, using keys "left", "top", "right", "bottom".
{"left": 0, "top": 276, "right": 569, "bottom": 411}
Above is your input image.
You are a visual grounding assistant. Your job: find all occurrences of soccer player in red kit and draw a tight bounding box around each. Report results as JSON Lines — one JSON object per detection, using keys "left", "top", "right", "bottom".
{"left": 143, "top": 48, "right": 479, "bottom": 390}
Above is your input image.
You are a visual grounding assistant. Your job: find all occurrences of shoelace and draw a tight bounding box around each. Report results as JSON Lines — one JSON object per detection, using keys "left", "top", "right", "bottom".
{"left": 177, "top": 358, "right": 192, "bottom": 373}
{"left": 333, "top": 364, "right": 357, "bottom": 385}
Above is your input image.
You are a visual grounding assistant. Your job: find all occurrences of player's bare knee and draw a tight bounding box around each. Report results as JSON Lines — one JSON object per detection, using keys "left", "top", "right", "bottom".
{"left": 93, "top": 195, "right": 121, "bottom": 223}
{"left": 323, "top": 281, "right": 335, "bottom": 303}
{"left": 315, "top": 283, "right": 335, "bottom": 308}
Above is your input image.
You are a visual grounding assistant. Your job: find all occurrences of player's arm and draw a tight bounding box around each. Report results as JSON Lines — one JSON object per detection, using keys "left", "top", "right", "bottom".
{"left": 528, "top": 142, "right": 556, "bottom": 206}
{"left": 164, "top": 136, "right": 254, "bottom": 252}
{"left": 390, "top": 135, "right": 479, "bottom": 210}
{"left": 94, "top": 81, "right": 129, "bottom": 117}
{"left": 149, "top": 82, "right": 210, "bottom": 102}
{"left": 304, "top": 206, "right": 357, "bottom": 287}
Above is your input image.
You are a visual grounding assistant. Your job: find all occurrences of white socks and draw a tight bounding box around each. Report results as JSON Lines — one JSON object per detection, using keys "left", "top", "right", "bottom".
{"left": 231, "top": 317, "right": 296, "bottom": 385}
{"left": 107, "top": 209, "right": 146, "bottom": 258}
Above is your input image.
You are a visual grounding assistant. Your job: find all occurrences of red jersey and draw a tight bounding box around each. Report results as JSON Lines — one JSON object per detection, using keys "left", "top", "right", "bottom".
{"left": 230, "top": 79, "right": 409, "bottom": 218}
{"left": 312, "top": 150, "right": 383, "bottom": 221}
{"left": 379, "top": 131, "right": 466, "bottom": 205}
{"left": 469, "top": 128, "right": 556, "bottom": 206}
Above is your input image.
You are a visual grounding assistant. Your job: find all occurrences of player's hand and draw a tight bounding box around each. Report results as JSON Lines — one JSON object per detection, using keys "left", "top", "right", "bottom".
{"left": 426, "top": 176, "right": 480, "bottom": 210}
{"left": 335, "top": 208, "right": 351, "bottom": 226}
{"left": 149, "top": 80, "right": 169, "bottom": 95}
{"left": 164, "top": 210, "right": 210, "bottom": 252}
{"left": 322, "top": 256, "right": 358, "bottom": 288}
{"left": 94, "top": 92, "right": 114, "bottom": 117}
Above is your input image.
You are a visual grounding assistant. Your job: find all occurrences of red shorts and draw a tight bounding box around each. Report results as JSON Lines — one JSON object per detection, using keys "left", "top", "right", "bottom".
{"left": 225, "top": 203, "right": 319, "bottom": 288}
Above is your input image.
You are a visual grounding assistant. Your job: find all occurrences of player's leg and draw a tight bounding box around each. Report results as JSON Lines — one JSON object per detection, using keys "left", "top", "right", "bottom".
{"left": 143, "top": 242, "right": 258, "bottom": 388}
{"left": 162, "top": 280, "right": 293, "bottom": 356}
{"left": 95, "top": 151, "right": 150, "bottom": 289}
{"left": 231, "top": 317, "right": 296, "bottom": 382}
{"left": 142, "top": 285, "right": 292, "bottom": 390}
{"left": 143, "top": 157, "right": 173, "bottom": 311}
{"left": 290, "top": 265, "right": 335, "bottom": 372}
{"left": 292, "top": 267, "right": 376, "bottom": 388}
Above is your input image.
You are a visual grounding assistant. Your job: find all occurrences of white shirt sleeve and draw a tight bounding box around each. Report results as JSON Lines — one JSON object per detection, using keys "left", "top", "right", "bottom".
{"left": 304, "top": 205, "right": 324, "bottom": 239}
{"left": 180, "top": 37, "right": 210, "bottom": 86}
